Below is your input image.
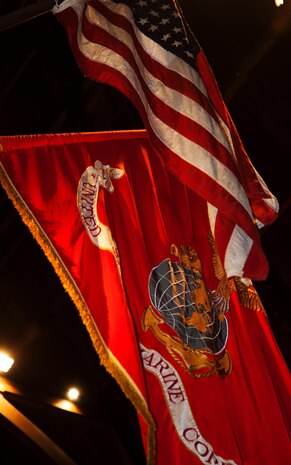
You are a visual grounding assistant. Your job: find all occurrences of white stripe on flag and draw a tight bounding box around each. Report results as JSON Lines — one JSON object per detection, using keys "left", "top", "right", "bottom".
{"left": 224, "top": 225, "right": 253, "bottom": 277}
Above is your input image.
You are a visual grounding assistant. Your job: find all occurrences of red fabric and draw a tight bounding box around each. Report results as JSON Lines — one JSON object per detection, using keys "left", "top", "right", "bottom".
{"left": 0, "top": 131, "right": 290, "bottom": 465}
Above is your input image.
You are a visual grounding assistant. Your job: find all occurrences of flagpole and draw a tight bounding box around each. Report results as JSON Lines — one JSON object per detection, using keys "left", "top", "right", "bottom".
{"left": 0, "top": 0, "right": 62, "bottom": 32}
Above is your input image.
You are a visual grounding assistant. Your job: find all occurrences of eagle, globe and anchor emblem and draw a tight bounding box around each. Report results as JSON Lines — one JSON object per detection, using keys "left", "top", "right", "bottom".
{"left": 142, "top": 240, "right": 233, "bottom": 378}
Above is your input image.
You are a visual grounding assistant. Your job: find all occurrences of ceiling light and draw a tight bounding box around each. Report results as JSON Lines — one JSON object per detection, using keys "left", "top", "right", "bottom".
{"left": 54, "top": 399, "right": 80, "bottom": 413}
{"left": 274, "top": 0, "right": 284, "bottom": 6}
{"left": 67, "top": 387, "right": 79, "bottom": 401}
{"left": 0, "top": 352, "right": 14, "bottom": 373}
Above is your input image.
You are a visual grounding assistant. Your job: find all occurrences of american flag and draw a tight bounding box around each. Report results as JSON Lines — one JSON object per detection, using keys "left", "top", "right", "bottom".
{"left": 54, "top": 0, "right": 278, "bottom": 280}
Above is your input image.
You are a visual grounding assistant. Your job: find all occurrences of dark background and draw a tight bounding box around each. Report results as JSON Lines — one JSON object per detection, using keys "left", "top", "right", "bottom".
{"left": 0, "top": 1, "right": 290, "bottom": 463}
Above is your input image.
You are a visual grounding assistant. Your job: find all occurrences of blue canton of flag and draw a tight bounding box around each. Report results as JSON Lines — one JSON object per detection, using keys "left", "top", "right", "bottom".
{"left": 113, "top": 0, "right": 200, "bottom": 66}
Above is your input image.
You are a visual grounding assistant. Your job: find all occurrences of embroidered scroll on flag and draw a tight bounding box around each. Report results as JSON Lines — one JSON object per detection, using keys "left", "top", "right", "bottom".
{"left": 53, "top": 0, "right": 278, "bottom": 281}
{"left": 0, "top": 131, "right": 290, "bottom": 465}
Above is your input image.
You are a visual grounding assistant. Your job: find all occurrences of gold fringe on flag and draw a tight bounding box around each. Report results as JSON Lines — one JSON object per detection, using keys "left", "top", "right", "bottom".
{"left": 233, "top": 277, "right": 266, "bottom": 313}
{"left": 0, "top": 161, "right": 156, "bottom": 465}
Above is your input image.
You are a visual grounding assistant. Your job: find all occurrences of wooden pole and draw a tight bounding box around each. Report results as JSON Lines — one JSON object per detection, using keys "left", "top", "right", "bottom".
{"left": 0, "top": 0, "right": 59, "bottom": 32}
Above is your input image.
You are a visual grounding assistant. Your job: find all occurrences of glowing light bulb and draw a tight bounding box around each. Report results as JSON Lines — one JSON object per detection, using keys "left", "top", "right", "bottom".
{"left": 67, "top": 387, "right": 79, "bottom": 401}
{"left": 54, "top": 399, "right": 80, "bottom": 413}
{"left": 0, "top": 352, "right": 14, "bottom": 373}
{"left": 275, "top": 0, "right": 284, "bottom": 6}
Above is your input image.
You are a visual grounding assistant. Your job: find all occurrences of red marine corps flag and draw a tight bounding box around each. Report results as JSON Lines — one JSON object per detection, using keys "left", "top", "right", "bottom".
{"left": 0, "top": 130, "right": 290, "bottom": 465}
{"left": 0, "top": 1, "right": 290, "bottom": 464}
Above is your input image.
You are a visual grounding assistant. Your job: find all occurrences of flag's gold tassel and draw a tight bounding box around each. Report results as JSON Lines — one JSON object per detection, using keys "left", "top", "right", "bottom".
{"left": 233, "top": 277, "right": 266, "bottom": 313}
{"left": 0, "top": 162, "right": 156, "bottom": 465}
{"left": 208, "top": 230, "right": 265, "bottom": 314}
